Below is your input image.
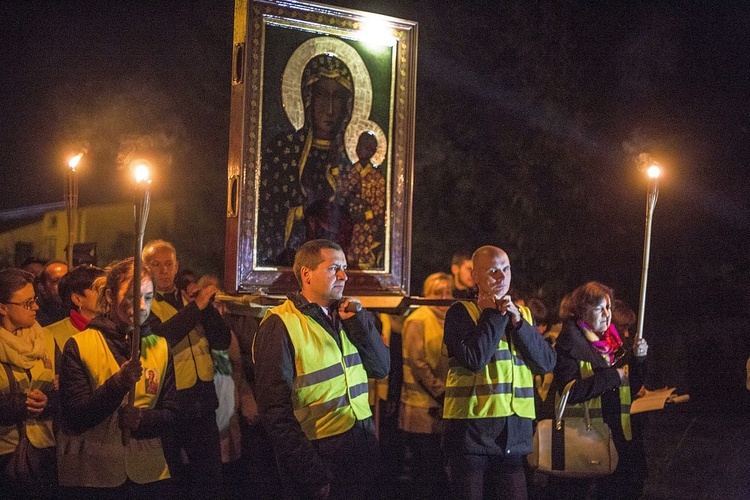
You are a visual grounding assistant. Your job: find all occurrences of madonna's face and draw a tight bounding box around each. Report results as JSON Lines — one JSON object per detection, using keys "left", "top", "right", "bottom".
{"left": 310, "top": 78, "right": 350, "bottom": 140}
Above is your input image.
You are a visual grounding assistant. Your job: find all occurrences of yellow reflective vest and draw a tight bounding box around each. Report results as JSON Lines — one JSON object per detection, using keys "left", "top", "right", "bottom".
{"left": 564, "top": 360, "right": 632, "bottom": 441}
{"left": 150, "top": 298, "right": 214, "bottom": 391}
{"left": 444, "top": 302, "right": 536, "bottom": 420}
{"left": 0, "top": 324, "right": 56, "bottom": 455}
{"left": 401, "top": 306, "right": 446, "bottom": 409}
{"left": 260, "top": 300, "right": 372, "bottom": 441}
{"left": 56, "top": 329, "right": 170, "bottom": 487}
{"left": 46, "top": 317, "right": 78, "bottom": 353}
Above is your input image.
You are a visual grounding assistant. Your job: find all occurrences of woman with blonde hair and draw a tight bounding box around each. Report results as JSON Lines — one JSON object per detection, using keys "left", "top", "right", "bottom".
{"left": 400, "top": 272, "right": 453, "bottom": 499}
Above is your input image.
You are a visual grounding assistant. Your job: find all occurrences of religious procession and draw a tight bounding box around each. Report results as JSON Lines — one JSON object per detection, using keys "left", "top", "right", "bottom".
{"left": 2, "top": 1, "right": 749, "bottom": 500}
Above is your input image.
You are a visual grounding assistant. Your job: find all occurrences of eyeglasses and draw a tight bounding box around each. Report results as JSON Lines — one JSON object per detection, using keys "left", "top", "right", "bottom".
{"left": 4, "top": 297, "right": 39, "bottom": 310}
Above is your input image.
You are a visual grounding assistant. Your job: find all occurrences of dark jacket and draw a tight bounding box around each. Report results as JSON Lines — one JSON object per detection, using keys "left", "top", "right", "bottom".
{"left": 58, "top": 316, "right": 177, "bottom": 439}
{"left": 147, "top": 294, "right": 231, "bottom": 418}
{"left": 552, "top": 320, "right": 646, "bottom": 446}
{"left": 253, "top": 293, "right": 389, "bottom": 497}
{"left": 442, "top": 301, "right": 557, "bottom": 457}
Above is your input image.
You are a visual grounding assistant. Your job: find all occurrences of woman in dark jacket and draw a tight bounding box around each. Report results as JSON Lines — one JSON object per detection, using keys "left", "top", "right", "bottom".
{"left": 551, "top": 282, "right": 648, "bottom": 500}
{"left": 57, "top": 258, "right": 177, "bottom": 498}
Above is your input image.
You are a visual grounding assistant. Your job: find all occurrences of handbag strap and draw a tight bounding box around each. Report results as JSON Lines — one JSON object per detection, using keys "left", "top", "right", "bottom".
{"left": 555, "top": 380, "right": 592, "bottom": 430}
{"left": 2, "top": 361, "right": 27, "bottom": 437}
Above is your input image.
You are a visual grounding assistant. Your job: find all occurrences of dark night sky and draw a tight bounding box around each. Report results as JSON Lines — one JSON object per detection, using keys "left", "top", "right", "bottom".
{"left": 1, "top": 1, "right": 749, "bottom": 319}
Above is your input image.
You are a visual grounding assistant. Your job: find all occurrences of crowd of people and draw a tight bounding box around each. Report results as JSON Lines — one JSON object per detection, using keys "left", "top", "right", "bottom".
{"left": 0, "top": 241, "right": 651, "bottom": 499}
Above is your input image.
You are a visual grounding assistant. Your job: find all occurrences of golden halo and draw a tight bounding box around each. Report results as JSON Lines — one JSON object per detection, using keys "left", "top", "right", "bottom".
{"left": 281, "top": 36, "right": 386, "bottom": 164}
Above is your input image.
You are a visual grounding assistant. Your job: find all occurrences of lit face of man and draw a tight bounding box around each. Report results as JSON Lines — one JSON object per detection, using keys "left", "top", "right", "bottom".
{"left": 581, "top": 296, "right": 612, "bottom": 334}
{"left": 452, "top": 259, "right": 475, "bottom": 290}
{"left": 301, "top": 248, "right": 348, "bottom": 307}
{"left": 0, "top": 283, "right": 38, "bottom": 331}
{"left": 472, "top": 248, "right": 511, "bottom": 300}
{"left": 144, "top": 247, "right": 178, "bottom": 293}
{"left": 41, "top": 263, "right": 68, "bottom": 300}
{"left": 108, "top": 276, "right": 154, "bottom": 332}
{"left": 311, "top": 78, "right": 350, "bottom": 140}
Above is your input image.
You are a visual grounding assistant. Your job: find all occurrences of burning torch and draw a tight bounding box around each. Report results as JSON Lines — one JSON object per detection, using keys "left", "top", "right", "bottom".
{"left": 123, "top": 162, "right": 151, "bottom": 445}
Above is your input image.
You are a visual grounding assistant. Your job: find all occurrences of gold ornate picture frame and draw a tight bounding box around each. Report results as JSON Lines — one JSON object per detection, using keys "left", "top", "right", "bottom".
{"left": 225, "top": 0, "right": 417, "bottom": 298}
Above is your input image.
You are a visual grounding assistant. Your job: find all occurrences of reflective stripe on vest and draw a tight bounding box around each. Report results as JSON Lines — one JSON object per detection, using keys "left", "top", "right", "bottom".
{"left": 261, "top": 300, "right": 372, "bottom": 441}
{"left": 564, "top": 360, "right": 632, "bottom": 441}
{"left": 0, "top": 326, "right": 56, "bottom": 454}
{"left": 151, "top": 299, "right": 214, "bottom": 390}
{"left": 443, "top": 302, "right": 536, "bottom": 420}
{"left": 56, "top": 329, "right": 170, "bottom": 487}
{"left": 401, "top": 306, "right": 444, "bottom": 409}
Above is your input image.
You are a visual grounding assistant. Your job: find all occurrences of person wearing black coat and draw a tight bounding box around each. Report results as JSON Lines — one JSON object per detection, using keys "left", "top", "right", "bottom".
{"left": 551, "top": 282, "right": 648, "bottom": 500}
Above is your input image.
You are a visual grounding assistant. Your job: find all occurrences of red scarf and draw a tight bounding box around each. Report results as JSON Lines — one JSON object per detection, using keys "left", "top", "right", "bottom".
{"left": 69, "top": 309, "right": 91, "bottom": 332}
{"left": 578, "top": 320, "right": 623, "bottom": 365}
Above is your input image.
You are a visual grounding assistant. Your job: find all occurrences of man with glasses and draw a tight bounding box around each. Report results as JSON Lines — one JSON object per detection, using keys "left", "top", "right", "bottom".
{"left": 36, "top": 261, "right": 68, "bottom": 326}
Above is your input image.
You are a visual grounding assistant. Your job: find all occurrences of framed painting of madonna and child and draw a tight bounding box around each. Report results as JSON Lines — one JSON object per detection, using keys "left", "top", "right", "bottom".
{"left": 225, "top": 0, "right": 417, "bottom": 299}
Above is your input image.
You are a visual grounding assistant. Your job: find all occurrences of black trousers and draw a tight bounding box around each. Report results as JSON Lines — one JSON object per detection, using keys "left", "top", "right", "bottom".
{"left": 403, "top": 431, "right": 448, "bottom": 500}
{"left": 448, "top": 453, "right": 528, "bottom": 500}
{"left": 163, "top": 413, "right": 224, "bottom": 499}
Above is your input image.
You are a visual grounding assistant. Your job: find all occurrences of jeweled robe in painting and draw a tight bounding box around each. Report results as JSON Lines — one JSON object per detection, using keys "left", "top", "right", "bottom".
{"left": 257, "top": 129, "right": 352, "bottom": 267}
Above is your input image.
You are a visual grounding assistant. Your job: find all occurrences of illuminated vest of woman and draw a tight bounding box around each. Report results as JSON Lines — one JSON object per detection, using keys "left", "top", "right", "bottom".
{"left": 46, "top": 317, "right": 78, "bottom": 353}
{"left": 563, "top": 360, "right": 632, "bottom": 441}
{"left": 150, "top": 299, "right": 214, "bottom": 390}
{"left": 0, "top": 327, "right": 56, "bottom": 455}
{"left": 56, "top": 330, "right": 170, "bottom": 487}
{"left": 401, "top": 306, "right": 445, "bottom": 409}
{"left": 443, "top": 302, "right": 536, "bottom": 420}
{"left": 260, "top": 300, "right": 372, "bottom": 440}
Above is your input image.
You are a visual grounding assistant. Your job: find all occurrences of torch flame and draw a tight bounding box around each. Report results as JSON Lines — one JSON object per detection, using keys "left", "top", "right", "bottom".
{"left": 133, "top": 163, "right": 150, "bottom": 184}
{"left": 647, "top": 164, "right": 661, "bottom": 179}
{"left": 68, "top": 153, "right": 83, "bottom": 170}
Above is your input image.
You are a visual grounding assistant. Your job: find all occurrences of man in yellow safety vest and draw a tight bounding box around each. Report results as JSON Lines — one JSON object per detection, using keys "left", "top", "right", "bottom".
{"left": 442, "top": 246, "right": 556, "bottom": 500}
{"left": 141, "top": 240, "right": 230, "bottom": 499}
{"left": 253, "top": 239, "right": 389, "bottom": 500}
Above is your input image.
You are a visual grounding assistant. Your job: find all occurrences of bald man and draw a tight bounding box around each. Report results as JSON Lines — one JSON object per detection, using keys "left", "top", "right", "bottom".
{"left": 442, "top": 246, "right": 556, "bottom": 500}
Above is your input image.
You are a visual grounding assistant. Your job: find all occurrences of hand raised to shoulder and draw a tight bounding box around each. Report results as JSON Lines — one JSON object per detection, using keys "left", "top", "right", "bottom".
{"left": 185, "top": 283, "right": 218, "bottom": 311}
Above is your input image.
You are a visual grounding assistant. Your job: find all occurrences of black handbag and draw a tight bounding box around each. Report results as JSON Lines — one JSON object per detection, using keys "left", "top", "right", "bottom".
{"left": 528, "top": 380, "right": 619, "bottom": 478}
{"left": 1, "top": 362, "right": 57, "bottom": 491}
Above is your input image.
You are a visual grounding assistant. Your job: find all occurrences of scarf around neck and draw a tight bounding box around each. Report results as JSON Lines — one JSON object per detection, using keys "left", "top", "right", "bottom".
{"left": 0, "top": 322, "right": 48, "bottom": 370}
{"left": 578, "top": 320, "right": 623, "bottom": 365}
{"left": 69, "top": 308, "right": 90, "bottom": 332}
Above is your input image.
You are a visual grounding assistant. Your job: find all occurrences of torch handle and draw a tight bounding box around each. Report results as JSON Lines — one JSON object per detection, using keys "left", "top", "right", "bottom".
{"left": 124, "top": 187, "right": 149, "bottom": 446}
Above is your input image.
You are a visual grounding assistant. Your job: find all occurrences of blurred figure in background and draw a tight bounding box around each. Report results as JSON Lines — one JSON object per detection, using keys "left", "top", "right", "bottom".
{"left": 35, "top": 261, "right": 68, "bottom": 327}
{"left": 450, "top": 252, "right": 476, "bottom": 299}
{"left": 197, "top": 274, "right": 260, "bottom": 499}
{"left": 399, "top": 272, "right": 452, "bottom": 500}
{"left": 20, "top": 257, "right": 46, "bottom": 279}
